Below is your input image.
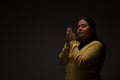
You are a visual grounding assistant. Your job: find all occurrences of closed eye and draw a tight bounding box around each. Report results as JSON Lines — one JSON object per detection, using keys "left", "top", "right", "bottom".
{"left": 77, "top": 24, "right": 88, "bottom": 28}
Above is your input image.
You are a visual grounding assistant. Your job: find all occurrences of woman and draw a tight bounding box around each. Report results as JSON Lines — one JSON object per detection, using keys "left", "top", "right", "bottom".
{"left": 58, "top": 16, "right": 106, "bottom": 80}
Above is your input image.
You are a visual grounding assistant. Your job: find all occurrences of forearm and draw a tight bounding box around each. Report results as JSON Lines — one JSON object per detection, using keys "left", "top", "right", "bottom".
{"left": 58, "top": 43, "right": 71, "bottom": 65}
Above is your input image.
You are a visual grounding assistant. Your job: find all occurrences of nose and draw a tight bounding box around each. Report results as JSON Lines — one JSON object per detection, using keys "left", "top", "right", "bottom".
{"left": 77, "top": 27, "right": 82, "bottom": 31}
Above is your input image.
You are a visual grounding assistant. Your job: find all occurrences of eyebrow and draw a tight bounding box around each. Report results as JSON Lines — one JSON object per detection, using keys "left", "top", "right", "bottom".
{"left": 78, "top": 24, "right": 88, "bottom": 26}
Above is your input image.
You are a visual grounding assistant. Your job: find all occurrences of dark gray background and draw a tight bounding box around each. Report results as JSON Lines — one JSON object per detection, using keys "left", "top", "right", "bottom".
{"left": 1, "top": 0, "right": 120, "bottom": 80}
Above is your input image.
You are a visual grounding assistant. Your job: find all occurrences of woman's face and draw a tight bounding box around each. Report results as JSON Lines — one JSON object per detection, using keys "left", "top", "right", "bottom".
{"left": 77, "top": 19, "right": 93, "bottom": 40}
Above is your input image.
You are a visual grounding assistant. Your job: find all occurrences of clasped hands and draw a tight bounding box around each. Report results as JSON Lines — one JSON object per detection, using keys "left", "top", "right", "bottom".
{"left": 66, "top": 27, "right": 76, "bottom": 43}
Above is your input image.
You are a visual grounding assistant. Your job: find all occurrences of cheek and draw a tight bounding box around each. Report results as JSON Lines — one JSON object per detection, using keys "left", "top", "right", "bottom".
{"left": 84, "top": 29, "right": 92, "bottom": 34}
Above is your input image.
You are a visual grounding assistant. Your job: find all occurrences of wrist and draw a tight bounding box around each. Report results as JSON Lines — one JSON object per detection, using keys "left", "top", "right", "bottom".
{"left": 69, "top": 40, "right": 80, "bottom": 47}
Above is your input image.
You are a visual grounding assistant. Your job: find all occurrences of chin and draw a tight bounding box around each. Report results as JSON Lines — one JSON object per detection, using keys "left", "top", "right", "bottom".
{"left": 79, "top": 34, "right": 84, "bottom": 37}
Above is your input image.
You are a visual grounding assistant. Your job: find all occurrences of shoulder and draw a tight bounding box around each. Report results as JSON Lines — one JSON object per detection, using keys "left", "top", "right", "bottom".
{"left": 89, "top": 40, "right": 105, "bottom": 47}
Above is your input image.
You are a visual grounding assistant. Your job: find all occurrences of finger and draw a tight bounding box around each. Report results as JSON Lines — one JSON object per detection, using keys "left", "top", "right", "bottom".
{"left": 66, "top": 27, "right": 72, "bottom": 35}
{"left": 68, "top": 27, "right": 74, "bottom": 34}
{"left": 67, "top": 27, "right": 72, "bottom": 32}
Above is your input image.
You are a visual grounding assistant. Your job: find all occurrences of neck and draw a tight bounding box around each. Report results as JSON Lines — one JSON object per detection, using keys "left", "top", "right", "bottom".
{"left": 80, "top": 35, "right": 92, "bottom": 42}
{"left": 78, "top": 37, "right": 93, "bottom": 50}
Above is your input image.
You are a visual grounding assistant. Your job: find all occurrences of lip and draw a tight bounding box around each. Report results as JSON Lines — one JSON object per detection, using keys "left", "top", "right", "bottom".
{"left": 78, "top": 32, "right": 84, "bottom": 34}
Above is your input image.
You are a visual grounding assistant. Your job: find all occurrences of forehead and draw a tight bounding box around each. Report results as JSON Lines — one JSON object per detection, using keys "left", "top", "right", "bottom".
{"left": 78, "top": 19, "right": 88, "bottom": 25}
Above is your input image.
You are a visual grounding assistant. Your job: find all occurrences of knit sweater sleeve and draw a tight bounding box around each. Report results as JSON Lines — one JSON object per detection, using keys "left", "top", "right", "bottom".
{"left": 70, "top": 41, "right": 105, "bottom": 67}
{"left": 58, "top": 42, "right": 72, "bottom": 65}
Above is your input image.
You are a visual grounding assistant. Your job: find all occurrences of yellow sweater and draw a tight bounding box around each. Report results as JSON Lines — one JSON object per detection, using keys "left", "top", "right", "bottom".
{"left": 59, "top": 40, "right": 105, "bottom": 80}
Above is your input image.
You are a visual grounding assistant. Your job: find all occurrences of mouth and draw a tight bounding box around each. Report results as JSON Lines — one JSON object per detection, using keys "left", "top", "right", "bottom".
{"left": 78, "top": 32, "right": 85, "bottom": 37}
{"left": 78, "top": 32, "right": 84, "bottom": 34}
